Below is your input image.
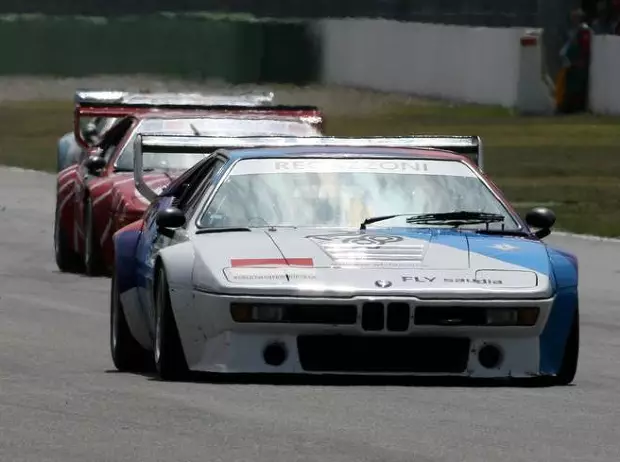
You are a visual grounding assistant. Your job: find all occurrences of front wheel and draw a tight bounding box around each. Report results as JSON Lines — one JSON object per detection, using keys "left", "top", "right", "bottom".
{"left": 110, "top": 268, "right": 153, "bottom": 373}
{"left": 552, "top": 308, "right": 579, "bottom": 385}
{"left": 527, "top": 307, "right": 579, "bottom": 387}
{"left": 83, "top": 197, "right": 105, "bottom": 276}
{"left": 153, "top": 266, "right": 189, "bottom": 381}
{"left": 54, "top": 201, "right": 82, "bottom": 273}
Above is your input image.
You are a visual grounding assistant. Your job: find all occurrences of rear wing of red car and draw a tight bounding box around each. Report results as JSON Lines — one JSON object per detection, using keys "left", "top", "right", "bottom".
{"left": 133, "top": 134, "right": 483, "bottom": 202}
{"left": 73, "top": 90, "right": 324, "bottom": 149}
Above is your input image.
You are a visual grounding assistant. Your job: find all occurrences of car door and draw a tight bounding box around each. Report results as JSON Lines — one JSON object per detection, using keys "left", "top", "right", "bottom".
{"left": 135, "top": 155, "right": 225, "bottom": 334}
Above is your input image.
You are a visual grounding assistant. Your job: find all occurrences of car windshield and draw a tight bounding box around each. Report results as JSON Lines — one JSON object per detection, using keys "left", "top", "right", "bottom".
{"left": 197, "top": 157, "right": 520, "bottom": 230}
{"left": 114, "top": 117, "right": 320, "bottom": 171}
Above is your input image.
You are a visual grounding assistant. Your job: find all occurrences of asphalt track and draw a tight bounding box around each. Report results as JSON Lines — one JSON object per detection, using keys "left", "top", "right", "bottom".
{"left": 1, "top": 166, "right": 619, "bottom": 462}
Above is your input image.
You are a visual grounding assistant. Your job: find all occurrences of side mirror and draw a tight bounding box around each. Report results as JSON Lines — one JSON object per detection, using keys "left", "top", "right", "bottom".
{"left": 84, "top": 156, "right": 107, "bottom": 175}
{"left": 525, "top": 207, "right": 556, "bottom": 239}
{"left": 156, "top": 207, "right": 186, "bottom": 237}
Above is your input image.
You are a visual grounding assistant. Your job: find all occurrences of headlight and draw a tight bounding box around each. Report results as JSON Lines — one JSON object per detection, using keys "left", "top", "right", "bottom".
{"left": 415, "top": 306, "right": 540, "bottom": 326}
{"left": 231, "top": 303, "right": 284, "bottom": 323}
{"left": 486, "top": 307, "right": 539, "bottom": 326}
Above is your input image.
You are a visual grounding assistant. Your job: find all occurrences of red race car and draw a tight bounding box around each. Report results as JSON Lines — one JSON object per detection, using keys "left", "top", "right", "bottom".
{"left": 54, "top": 90, "right": 324, "bottom": 276}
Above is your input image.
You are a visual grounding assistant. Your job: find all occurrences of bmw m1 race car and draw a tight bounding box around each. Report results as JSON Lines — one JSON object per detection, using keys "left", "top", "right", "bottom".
{"left": 55, "top": 90, "right": 282, "bottom": 172}
{"left": 111, "top": 134, "right": 579, "bottom": 385}
{"left": 54, "top": 90, "right": 324, "bottom": 276}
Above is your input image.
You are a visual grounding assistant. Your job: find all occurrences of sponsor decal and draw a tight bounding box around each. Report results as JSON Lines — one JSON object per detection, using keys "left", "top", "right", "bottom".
{"left": 230, "top": 258, "right": 314, "bottom": 267}
{"left": 274, "top": 159, "right": 429, "bottom": 173}
{"left": 374, "top": 280, "right": 393, "bottom": 288}
{"left": 229, "top": 158, "right": 477, "bottom": 178}
{"left": 224, "top": 267, "right": 317, "bottom": 282}
{"left": 401, "top": 275, "right": 503, "bottom": 285}
{"left": 307, "top": 232, "right": 404, "bottom": 248}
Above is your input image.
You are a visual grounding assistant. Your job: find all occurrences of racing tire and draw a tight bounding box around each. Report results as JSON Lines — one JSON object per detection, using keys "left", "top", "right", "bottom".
{"left": 526, "top": 307, "right": 579, "bottom": 387}
{"left": 83, "top": 197, "right": 105, "bottom": 276}
{"left": 154, "top": 266, "right": 189, "bottom": 381}
{"left": 552, "top": 307, "right": 579, "bottom": 386}
{"left": 110, "top": 268, "right": 153, "bottom": 373}
{"left": 54, "top": 201, "right": 83, "bottom": 273}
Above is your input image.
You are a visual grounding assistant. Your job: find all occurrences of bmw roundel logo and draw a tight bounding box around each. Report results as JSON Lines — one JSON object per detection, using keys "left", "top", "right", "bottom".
{"left": 375, "top": 280, "right": 392, "bottom": 288}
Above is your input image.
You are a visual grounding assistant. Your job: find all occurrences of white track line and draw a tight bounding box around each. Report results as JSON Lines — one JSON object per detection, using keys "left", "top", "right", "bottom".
{"left": 553, "top": 231, "right": 620, "bottom": 243}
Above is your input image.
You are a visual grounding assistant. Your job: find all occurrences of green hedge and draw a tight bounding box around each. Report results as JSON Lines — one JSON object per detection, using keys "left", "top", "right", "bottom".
{"left": 0, "top": 15, "right": 320, "bottom": 84}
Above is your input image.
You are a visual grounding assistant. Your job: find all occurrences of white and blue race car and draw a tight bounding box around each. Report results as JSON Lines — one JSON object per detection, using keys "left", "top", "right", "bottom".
{"left": 110, "top": 135, "right": 579, "bottom": 385}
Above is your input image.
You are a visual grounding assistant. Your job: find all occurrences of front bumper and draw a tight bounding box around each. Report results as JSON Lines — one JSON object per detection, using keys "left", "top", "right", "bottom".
{"left": 172, "top": 291, "right": 555, "bottom": 378}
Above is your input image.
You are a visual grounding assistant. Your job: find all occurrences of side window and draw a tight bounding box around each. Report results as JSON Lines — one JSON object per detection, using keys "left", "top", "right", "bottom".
{"left": 102, "top": 144, "right": 118, "bottom": 163}
{"left": 95, "top": 117, "right": 135, "bottom": 168}
{"left": 113, "top": 132, "right": 136, "bottom": 171}
{"left": 161, "top": 160, "right": 203, "bottom": 199}
{"left": 178, "top": 159, "right": 225, "bottom": 217}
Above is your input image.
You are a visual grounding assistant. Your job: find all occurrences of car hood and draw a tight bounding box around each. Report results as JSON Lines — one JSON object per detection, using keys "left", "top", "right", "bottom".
{"left": 191, "top": 227, "right": 553, "bottom": 299}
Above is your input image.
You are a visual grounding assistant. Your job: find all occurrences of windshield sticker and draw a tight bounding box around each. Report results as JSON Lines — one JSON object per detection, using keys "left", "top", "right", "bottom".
{"left": 230, "top": 258, "right": 314, "bottom": 267}
{"left": 229, "top": 158, "right": 476, "bottom": 177}
{"left": 224, "top": 267, "right": 317, "bottom": 282}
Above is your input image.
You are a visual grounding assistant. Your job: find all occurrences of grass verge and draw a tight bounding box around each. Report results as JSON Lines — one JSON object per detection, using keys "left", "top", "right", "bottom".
{"left": 0, "top": 99, "right": 618, "bottom": 237}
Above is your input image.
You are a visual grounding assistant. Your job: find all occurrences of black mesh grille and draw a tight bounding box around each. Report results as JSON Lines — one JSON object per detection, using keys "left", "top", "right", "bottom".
{"left": 297, "top": 335, "right": 470, "bottom": 373}
{"left": 386, "top": 303, "right": 410, "bottom": 332}
{"left": 362, "top": 302, "right": 411, "bottom": 332}
{"left": 361, "top": 302, "right": 384, "bottom": 331}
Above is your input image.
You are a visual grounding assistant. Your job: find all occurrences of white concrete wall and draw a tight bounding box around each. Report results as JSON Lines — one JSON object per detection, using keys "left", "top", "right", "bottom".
{"left": 589, "top": 34, "right": 620, "bottom": 115}
{"left": 315, "top": 19, "right": 560, "bottom": 113}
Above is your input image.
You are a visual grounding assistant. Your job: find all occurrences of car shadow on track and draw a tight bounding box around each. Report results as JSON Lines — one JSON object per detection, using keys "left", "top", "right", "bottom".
{"left": 105, "top": 370, "right": 573, "bottom": 388}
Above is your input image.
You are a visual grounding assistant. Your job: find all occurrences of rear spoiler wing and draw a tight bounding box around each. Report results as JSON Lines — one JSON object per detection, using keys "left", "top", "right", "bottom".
{"left": 133, "top": 135, "right": 483, "bottom": 203}
{"left": 73, "top": 90, "right": 323, "bottom": 148}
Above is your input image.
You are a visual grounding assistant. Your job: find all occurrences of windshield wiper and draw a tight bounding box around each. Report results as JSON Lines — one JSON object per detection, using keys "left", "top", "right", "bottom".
{"left": 195, "top": 227, "right": 251, "bottom": 235}
{"left": 360, "top": 214, "right": 414, "bottom": 230}
{"left": 406, "top": 211, "right": 505, "bottom": 227}
{"left": 360, "top": 211, "right": 505, "bottom": 230}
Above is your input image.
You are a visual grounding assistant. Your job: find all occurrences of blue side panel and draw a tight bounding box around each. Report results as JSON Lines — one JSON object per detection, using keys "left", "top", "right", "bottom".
{"left": 114, "top": 229, "right": 141, "bottom": 294}
{"left": 539, "top": 286, "right": 578, "bottom": 374}
{"left": 547, "top": 247, "right": 579, "bottom": 289}
{"left": 135, "top": 197, "right": 175, "bottom": 292}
